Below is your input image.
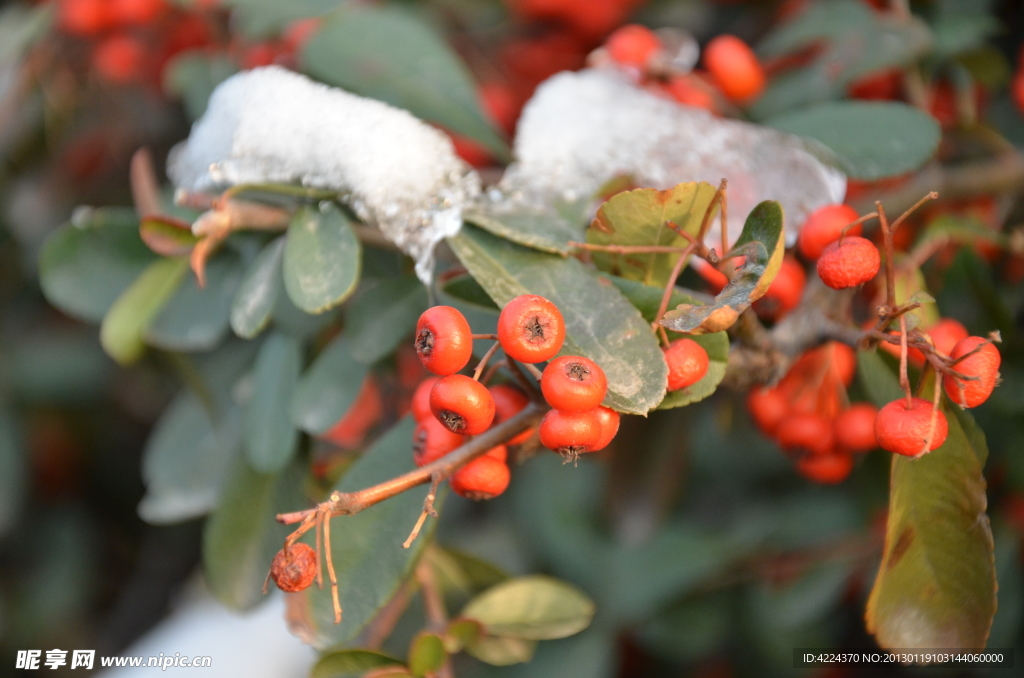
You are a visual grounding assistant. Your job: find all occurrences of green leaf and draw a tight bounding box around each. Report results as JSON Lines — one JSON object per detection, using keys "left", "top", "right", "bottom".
{"left": 100, "top": 257, "right": 189, "bottom": 364}
{"left": 283, "top": 204, "right": 361, "bottom": 314}
{"left": 139, "top": 216, "right": 198, "bottom": 256}
{"left": 856, "top": 349, "right": 904, "bottom": 407}
{"left": 346, "top": 277, "right": 428, "bottom": 364}
{"left": 866, "top": 400, "right": 995, "bottom": 649}
{"left": 145, "top": 253, "right": 243, "bottom": 352}
{"left": 138, "top": 392, "right": 241, "bottom": 524}
{"left": 312, "top": 650, "right": 402, "bottom": 678}
{"left": 461, "top": 576, "right": 595, "bottom": 640}
{"left": 600, "top": 275, "right": 729, "bottom": 408}
{"left": 293, "top": 418, "right": 440, "bottom": 649}
{"left": 163, "top": 50, "right": 238, "bottom": 120}
{"left": 222, "top": 0, "right": 338, "bottom": 38}
{"left": 448, "top": 225, "right": 667, "bottom": 414}
{"left": 638, "top": 594, "right": 731, "bottom": 663}
{"left": 39, "top": 208, "right": 157, "bottom": 323}
{"left": 766, "top": 102, "right": 941, "bottom": 180}
{"left": 291, "top": 335, "right": 369, "bottom": 435}
{"left": 408, "top": 632, "right": 446, "bottom": 677}
{"left": 444, "top": 618, "right": 483, "bottom": 653}
{"left": 231, "top": 236, "right": 285, "bottom": 340}
{"left": 440, "top": 274, "right": 499, "bottom": 312}
{"left": 244, "top": 333, "right": 302, "bottom": 473}
{"left": 203, "top": 458, "right": 305, "bottom": 610}
{"left": 301, "top": 6, "right": 508, "bottom": 158}
{"left": 757, "top": 0, "right": 875, "bottom": 59}
{"left": 662, "top": 201, "right": 784, "bottom": 334}
{"left": 464, "top": 202, "right": 585, "bottom": 255}
{"left": 587, "top": 182, "right": 720, "bottom": 288}
{"left": 465, "top": 636, "right": 537, "bottom": 666}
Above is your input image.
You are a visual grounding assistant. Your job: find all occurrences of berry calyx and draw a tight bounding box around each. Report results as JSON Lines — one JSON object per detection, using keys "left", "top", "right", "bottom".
{"left": 943, "top": 336, "right": 1000, "bottom": 408}
{"left": 415, "top": 306, "right": 473, "bottom": 376}
{"left": 413, "top": 417, "right": 466, "bottom": 467}
{"left": 539, "top": 409, "right": 603, "bottom": 462}
{"left": 411, "top": 377, "right": 441, "bottom": 422}
{"left": 663, "top": 338, "right": 710, "bottom": 391}
{"left": 875, "top": 397, "right": 948, "bottom": 456}
{"left": 746, "top": 387, "right": 788, "bottom": 436}
{"left": 497, "top": 295, "right": 565, "bottom": 363}
{"left": 834, "top": 403, "right": 878, "bottom": 453}
{"left": 489, "top": 384, "right": 533, "bottom": 445}
{"left": 703, "top": 35, "right": 765, "bottom": 104}
{"left": 270, "top": 543, "right": 318, "bottom": 593}
{"left": 816, "top": 236, "right": 880, "bottom": 289}
{"left": 775, "top": 413, "right": 835, "bottom": 456}
{"left": 606, "top": 24, "right": 662, "bottom": 69}
{"left": 541, "top": 356, "right": 608, "bottom": 412}
{"left": 450, "top": 456, "right": 510, "bottom": 500}
{"left": 797, "top": 204, "right": 861, "bottom": 260}
{"left": 591, "top": 406, "right": 621, "bottom": 452}
{"left": 796, "top": 450, "right": 854, "bottom": 484}
{"left": 429, "top": 374, "right": 496, "bottom": 435}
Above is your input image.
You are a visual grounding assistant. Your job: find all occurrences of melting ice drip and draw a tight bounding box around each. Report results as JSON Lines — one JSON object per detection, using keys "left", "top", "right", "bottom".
{"left": 168, "top": 66, "right": 845, "bottom": 283}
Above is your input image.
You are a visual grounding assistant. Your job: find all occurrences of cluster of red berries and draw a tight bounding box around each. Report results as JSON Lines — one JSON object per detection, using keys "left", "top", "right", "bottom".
{"left": 795, "top": 203, "right": 882, "bottom": 290}
{"left": 747, "top": 342, "right": 873, "bottom": 484}
{"left": 600, "top": 24, "right": 765, "bottom": 112}
{"left": 409, "top": 294, "right": 624, "bottom": 499}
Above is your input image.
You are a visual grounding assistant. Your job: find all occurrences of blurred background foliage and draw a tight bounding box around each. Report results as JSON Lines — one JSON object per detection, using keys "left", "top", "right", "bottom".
{"left": 1, "top": 0, "right": 1024, "bottom": 677}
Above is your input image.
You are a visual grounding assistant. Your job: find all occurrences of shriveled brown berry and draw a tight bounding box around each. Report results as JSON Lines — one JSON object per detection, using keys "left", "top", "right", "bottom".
{"left": 270, "top": 543, "right": 317, "bottom": 593}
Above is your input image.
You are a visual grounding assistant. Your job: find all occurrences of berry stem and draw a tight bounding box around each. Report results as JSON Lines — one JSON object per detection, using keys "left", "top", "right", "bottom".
{"left": 899, "top": 315, "right": 912, "bottom": 408}
{"left": 840, "top": 211, "right": 879, "bottom": 239}
{"left": 471, "top": 333, "right": 498, "bottom": 340}
{"left": 322, "top": 512, "right": 341, "bottom": 624}
{"left": 696, "top": 179, "right": 728, "bottom": 245}
{"left": 719, "top": 178, "right": 730, "bottom": 261}
{"left": 472, "top": 341, "right": 501, "bottom": 381}
{"left": 876, "top": 201, "right": 897, "bottom": 311}
{"left": 651, "top": 239, "right": 697, "bottom": 335}
{"left": 920, "top": 368, "right": 944, "bottom": 457}
{"left": 521, "top": 362, "right": 545, "bottom": 382}
{"left": 504, "top": 355, "right": 541, "bottom": 400}
{"left": 402, "top": 473, "right": 443, "bottom": 549}
{"left": 568, "top": 242, "right": 698, "bottom": 254}
{"left": 889, "top": 191, "right": 938, "bottom": 235}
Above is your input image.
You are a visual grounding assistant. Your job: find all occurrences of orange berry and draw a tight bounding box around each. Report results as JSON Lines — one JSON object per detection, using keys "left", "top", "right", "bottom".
{"left": 450, "top": 456, "right": 510, "bottom": 500}
{"left": 664, "top": 75, "right": 717, "bottom": 112}
{"left": 541, "top": 356, "right": 608, "bottom": 412}
{"left": 797, "top": 204, "right": 861, "bottom": 260}
{"left": 270, "top": 543, "right": 317, "bottom": 593}
{"left": 756, "top": 256, "right": 806, "bottom": 321}
{"left": 538, "top": 409, "right": 603, "bottom": 462}
{"left": 606, "top": 24, "right": 662, "bottom": 69}
{"left": 928, "top": 318, "right": 969, "bottom": 358}
{"left": 415, "top": 306, "right": 474, "bottom": 376}
{"left": 703, "top": 35, "right": 765, "bottom": 104}
{"left": 58, "top": 0, "right": 113, "bottom": 35}
{"left": 663, "top": 338, "right": 710, "bottom": 391}
{"left": 413, "top": 417, "right": 466, "bottom": 467}
{"left": 943, "top": 337, "right": 1000, "bottom": 408}
{"left": 485, "top": 444, "right": 509, "bottom": 463}
{"left": 747, "top": 387, "right": 788, "bottom": 436}
{"left": 591, "top": 406, "right": 620, "bottom": 452}
{"left": 796, "top": 450, "right": 854, "bottom": 484}
{"left": 497, "top": 295, "right": 565, "bottom": 363}
{"left": 430, "top": 374, "right": 496, "bottom": 436}
{"left": 875, "top": 397, "right": 948, "bottom": 456}
{"left": 828, "top": 342, "right": 857, "bottom": 388}
{"left": 834, "top": 403, "right": 878, "bottom": 453}
{"left": 412, "top": 377, "right": 441, "bottom": 422}
{"left": 320, "top": 376, "right": 383, "bottom": 449}
{"left": 817, "top": 236, "right": 880, "bottom": 289}
{"left": 489, "top": 384, "right": 533, "bottom": 445}
{"left": 93, "top": 35, "right": 145, "bottom": 84}
{"left": 775, "top": 413, "right": 835, "bottom": 456}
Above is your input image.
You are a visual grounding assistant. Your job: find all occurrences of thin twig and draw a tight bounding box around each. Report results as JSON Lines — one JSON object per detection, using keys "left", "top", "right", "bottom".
{"left": 899, "top": 315, "right": 912, "bottom": 407}
{"left": 521, "top": 362, "right": 544, "bottom": 381}
{"left": 877, "top": 202, "right": 896, "bottom": 311}
{"left": 472, "top": 333, "right": 498, "bottom": 340}
{"left": 472, "top": 342, "right": 501, "bottom": 381}
{"left": 720, "top": 178, "right": 729, "bottom": 259}
{"left": 403, "top": 473, "right": 443, "bottom": 549}
{"left": 889, "top": 191, "right": 938, "bottom": 235}
{"left": 504, "top": 355, "right": 541, "bottom": 400}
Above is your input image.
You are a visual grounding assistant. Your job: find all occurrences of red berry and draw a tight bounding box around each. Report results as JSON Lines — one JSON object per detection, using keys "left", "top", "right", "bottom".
{"left": 928, "top": 318, "right": 969, "bottom": 358}
{"left": 93, "top": 35, "right": 145, "bottom": 84}
{"left": 450, "top": 456, "right": 510, "bottom": 500}
{"left": 756, "top": 256, "right": 806, "bottom": 321}
{"left": 430, "top": 375, "right": 495, "bottom": 435}
{"left": 270, "top": 543, "right": 317, "bottom": 593}
{"left": 321, "top": 376, "right": 383, "bottom": 449}
{"left": 412, "top": 377, "right": 441, "bottom": 422}
{"left": 816, "top": 236, "right": 880, "bottom": 289}
{"left": 541, "top": 356, "right": 608, "bottom": 412}
{"left": 797, "top": 204, "right": 861, "bottom": 260}
{"left": 485, "top": 444, "right": 509, "bottom": 463}
{"left": 664, "top": 75, "right": 717, "bottom": 112}
{"left": 746, "top": 388, "right": 788, "bottom": 436}
{"left": 606, "top": 24, "right": 662, "bottom": 69}
{"left": 497, "top": 295, "right": 565, "bottom": 363}
{"left": 1014, "top": 70, "right": 1024, "bottom": 116}
{"left": 538, "top": 409, "right": 603, "bottom": 462}
{"left": 775, "top": 413, "right": 835, "bottom": 456}
{"left": 834, "top": 403, "right": 878, "bottom": 453}
{"left": 663, "top": 339, "right": 710, "bottom": 391}
{"left": 490, "top": 384, "right": 533, "bottom": 445}
{"left": 58, "top": 0, "right": 113, "bottom": 35}
{"left": 703, "top": 35, "right": 765, "bottom": 104}
{"left": 413, "top": 417, "right": 466, "bottom": 467}
{"left": 874, "top": 397, "right": 948, "bottom": 456}
{"left": 591, "top": 406, "right": 620, "bottom": 452}
{"left": 415, "top": 306, "right": 474, "bottom": 376}
{"left": 828, "top": 342, "right": 857, "bottom": 388}
{"left": 943, "top": 337, "right": 1000, "bottom": 408}
{"left": 111, "top": 0, "right": 167, "bottom": 26}
{"left": 796, "top": 450, "right": 854, "bottom": 484}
